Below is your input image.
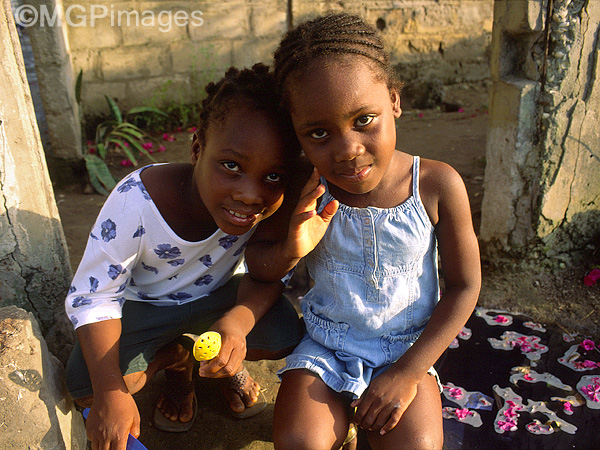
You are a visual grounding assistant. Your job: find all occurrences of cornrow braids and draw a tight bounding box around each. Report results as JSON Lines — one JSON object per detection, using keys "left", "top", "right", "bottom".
{"left": 196, "top": 63, "right": 298, "bottom": 159}
{"left": 274, "top": 13, "right": 401, "bottom": 97}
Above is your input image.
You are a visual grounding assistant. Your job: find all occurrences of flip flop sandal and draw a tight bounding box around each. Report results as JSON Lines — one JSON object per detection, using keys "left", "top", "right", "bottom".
{"left": 153, "top": 379, "right": 198, "bottom": 432}
{"left": 222, "top": 366, "right": 267, "bottom": 419}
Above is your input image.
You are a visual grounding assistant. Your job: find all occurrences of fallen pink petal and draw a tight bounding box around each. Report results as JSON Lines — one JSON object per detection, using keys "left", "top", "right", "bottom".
{"left": 581, "top": 339, "right": 596, "bottom": 351}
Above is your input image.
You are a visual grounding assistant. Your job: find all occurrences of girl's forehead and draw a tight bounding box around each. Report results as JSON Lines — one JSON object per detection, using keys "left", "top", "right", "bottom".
{"left": 286, "top": 57, "right": 390, "bottom": 112}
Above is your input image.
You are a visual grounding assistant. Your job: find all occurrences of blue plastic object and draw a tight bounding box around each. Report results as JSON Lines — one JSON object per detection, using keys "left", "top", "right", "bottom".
{"left": 81, "top": 408, "right": 148, "bottom": 450}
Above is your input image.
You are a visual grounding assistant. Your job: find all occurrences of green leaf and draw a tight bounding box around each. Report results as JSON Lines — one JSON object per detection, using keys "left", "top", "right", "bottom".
{"left": 126, "top": 106, "right": 169, "bottom": 117}
{"left": 106, "top": 137, "right": 138, "bottom": 165}
{"left": 84, "top": 154, "right": 116, "bottom": 195}
{"left": 113, "top": 124, "right": 144, "bottom": 139}
{"left": 97, "top": 142, "right": 106, "bottom": 159}
{"left": 105, "top": 95, "right": 123, "bottom": 124}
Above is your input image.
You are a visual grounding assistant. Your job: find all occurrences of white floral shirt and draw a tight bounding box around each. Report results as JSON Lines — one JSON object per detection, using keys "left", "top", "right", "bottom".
{"left": 65, "top": 165, "right": 250, "bottom": 329}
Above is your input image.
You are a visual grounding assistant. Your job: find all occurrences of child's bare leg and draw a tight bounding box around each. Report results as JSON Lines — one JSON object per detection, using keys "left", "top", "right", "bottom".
{"left": 365, "top": 374, "right": 443, "bottom": 450}
{"left": 150, "top": 341, "right": 195, "bottom": 422}
{"left": 273, "top": 369, "right": 352, "bottom": 450}
{"left": 73, "top": 340, "right": 195, "bottom": 422}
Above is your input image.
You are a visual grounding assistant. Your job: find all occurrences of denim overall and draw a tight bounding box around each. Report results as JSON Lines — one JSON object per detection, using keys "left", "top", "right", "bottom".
{"left": 279, "top": 156, "right": 440, "bottom": 397}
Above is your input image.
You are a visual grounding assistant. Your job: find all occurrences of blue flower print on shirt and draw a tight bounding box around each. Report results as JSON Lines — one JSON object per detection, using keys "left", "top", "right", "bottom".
{"left": 117, "top": 281, "right": 128, "bottom": 293}
{"left": 70, "top": 315, "right": 78, "bottom": 326}
{"left": 72, "top": 296, "right": 92, "bottom": 308}
{"left": 137, "top": 183, "right": 151, "bottom": 201}
{"left": 142, "top": 262, "right": 159, "bottom": 274}
{"left": 68, "top": 285, "right": 76, "bottom": 294}
{"left": 194, "top": 275, "right": 213, "bottom": 286}
{"left": 107, "top": 264, "right": 125, "bottom": 280}
{"left": 133, "top": 226, "right": 145, "bottom": 238}
{"left": 154, "top": 244, "right": 181, "bottom": 259}
{"left": 101, "top": 219, "right": 117, "bottom": 242}
{"left": 167, "top": 259, "right": 185, "bottom": 267}
{"left": 117, "top": 177, "right": 138, "bottom": 193}
{"left": 90, "top": 232, "right": 98, "bottom": 240}
{"left": 234, "top": 242, "right": 246, "bottom": 257}
{"left": 199, "top": 255, "right": 212, "bottom": 267}
{"left": 137, "top": 292, "right": 156, "bottom": 300}
{"left": 168, "top": 292, "right": 192, "bottom": 301}
{"left": 112, "top": 297, "right": 126, "bottom": 307}
{"left": 219, "top": 235, "right": 238, "bottom": 250}
{"left": 89, "top": 276, "right": 99, "bottom": 293}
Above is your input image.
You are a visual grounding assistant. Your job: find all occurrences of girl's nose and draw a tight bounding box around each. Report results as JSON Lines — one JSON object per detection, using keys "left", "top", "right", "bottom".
{"left": 232, "top": 179, "right": 263, "bottom": 205}
{"left": 334, "top": 136, "right": 365, "bottom": 162}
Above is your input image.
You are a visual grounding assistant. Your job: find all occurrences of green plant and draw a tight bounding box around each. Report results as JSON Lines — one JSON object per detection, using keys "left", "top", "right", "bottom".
{"left": 84, "top": 95, "right": 167, "bottom": 195}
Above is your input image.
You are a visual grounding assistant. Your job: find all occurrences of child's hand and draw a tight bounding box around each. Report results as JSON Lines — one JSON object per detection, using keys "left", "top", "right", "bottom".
{"left": 351, "top": 368, "right": 419, "bottom": 435}
{"left": 198, "top": 317, "right": 247, "bottom": 378}
{"left": 286, "top": 168, "right": 339, "bottom": 259}
{"left": 86, "top": 390, "right": 140, "bottom": 450}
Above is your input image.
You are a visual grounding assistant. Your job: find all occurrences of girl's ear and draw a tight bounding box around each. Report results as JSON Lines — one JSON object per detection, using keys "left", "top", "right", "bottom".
{"left": 390, "top": 88, "right": 402, "bottom": 118}
{"left": 190, "top": 132, "right": 202, "bottom": 165}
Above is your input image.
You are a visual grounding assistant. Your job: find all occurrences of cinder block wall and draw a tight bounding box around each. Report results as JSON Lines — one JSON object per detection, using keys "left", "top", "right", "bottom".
{"left": 66, "top": 0, "right": 493, "bottom": 116}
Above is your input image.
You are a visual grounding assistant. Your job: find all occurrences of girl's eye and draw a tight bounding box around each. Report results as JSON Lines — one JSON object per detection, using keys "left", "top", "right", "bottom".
{"left": 266, "top": 173, "right": 282, "bottom": 183}
{"left": 356, "top": 115, "right": 375, "bottom": 127}
{"left": 310, "top": 129, "right": 329, "bottom": 139}
{"left": 222, "top": 161, "right": 240, "bottom": 172}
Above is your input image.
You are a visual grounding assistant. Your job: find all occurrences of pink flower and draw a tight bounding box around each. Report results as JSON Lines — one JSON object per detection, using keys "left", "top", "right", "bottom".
{"left": 120, "top": 159, "right": 133, "bottom": 167}
{"left": 524, "top": 373, "right": 534, "bottom": 381}
{"left": 584, "top": 268, "right": 600, "bottom": 286}
{"left": 563, "top": 402, "right": 573, "bottom": 413}
{"left": 449, "top": 388, "right": 463, "bottom": 398}
{"left": 162, "top": 133, "right": 175, "bottom": 142}
{"left": 581, "top": 383, "right": 600, "bottom": 402}
{"left": 188, "top": 126, "right": 197, "bottom": 133}
{"left": 581, "top": 339, "right": 596, "bottom": 351}
{"left": 142, "top": 142, "right": 153, "bottom": 150}
{"left": 455, "top": 408, "right": 472, "bottom": 420}
{"left": 494, "top": 315, "right": 509, "bottom": 323}
{"left": 176, "top": 127, "right": 182, "bottom": 132}
{"left": 497, "top": 419, "right": 517, "bottom": 431}
{"left": 418, "top": 112, "right": 424, "bottom": 118}
{"left": 88, "top": 147, "right": 96, "bottom": 154}
{"left": 458, "top": 108, "right": 465, "bottom": 113}
{"left": 157, "top": 145, "right": 166, "bottom": 153}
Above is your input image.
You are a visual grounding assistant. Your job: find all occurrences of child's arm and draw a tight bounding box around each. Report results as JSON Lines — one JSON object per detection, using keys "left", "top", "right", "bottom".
{"left": 245, "top": 168, "right": 339, "bottom": 282}
{"left": 76, "top": 319, "right": 140, "bottom": 450}
{"left": 198, "top": 273, "right": 287, "bottom": 377}
{"left": 353, "top": 160, "right": 481, "bottom": 435}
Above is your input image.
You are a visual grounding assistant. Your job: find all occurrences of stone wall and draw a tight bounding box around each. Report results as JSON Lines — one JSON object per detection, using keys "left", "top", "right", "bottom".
{"left": 1, "top": 0, "right": 74, "bottom": 363}
{"left": 480, "top": 0, "right": 600, "bottom": 261}
{"left": 55, "top": 0, "right": 493, "bottom": 116}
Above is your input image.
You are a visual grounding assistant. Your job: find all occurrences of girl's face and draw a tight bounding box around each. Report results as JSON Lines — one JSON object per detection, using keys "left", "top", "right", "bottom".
{"left": 191, "top": 106, "right": 288, "bottom": 235}
{"left": 286, "top": 56, "right": 401, "bottom": 196}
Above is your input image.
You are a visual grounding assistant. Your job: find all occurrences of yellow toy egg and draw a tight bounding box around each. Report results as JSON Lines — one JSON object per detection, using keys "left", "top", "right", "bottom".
{"left": 192, "top": 331, "right": 221, "bottom": 361}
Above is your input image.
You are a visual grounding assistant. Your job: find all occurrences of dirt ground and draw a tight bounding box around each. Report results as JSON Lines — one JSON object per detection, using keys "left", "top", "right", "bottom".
{"left": 54, "top": 92, "right": 600, "bottom": 449}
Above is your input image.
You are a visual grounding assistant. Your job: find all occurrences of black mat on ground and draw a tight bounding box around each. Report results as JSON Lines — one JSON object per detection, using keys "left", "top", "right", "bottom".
{"left": 436, "top": 308, "right": 600, "bottom": 450}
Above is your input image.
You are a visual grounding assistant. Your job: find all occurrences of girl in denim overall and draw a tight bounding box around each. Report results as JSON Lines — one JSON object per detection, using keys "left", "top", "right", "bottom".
{"left": 245, "top": 13, "right": 481, "bottom": 450}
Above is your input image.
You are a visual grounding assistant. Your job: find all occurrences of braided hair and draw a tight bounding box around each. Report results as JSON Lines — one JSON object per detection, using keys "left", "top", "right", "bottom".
{"left": 196, "top": 63, "right": 299, "bottom": 158}
{"left": 274, "top": 13, "right": 401, "bottom": 98}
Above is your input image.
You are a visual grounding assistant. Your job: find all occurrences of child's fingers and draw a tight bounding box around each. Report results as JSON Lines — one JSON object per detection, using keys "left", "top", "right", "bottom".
{"left": 295, "top": 181, "right": 325, "bottom": 215}
{"left": 319, "top": 199, "right": 339, "bottom": 222}
{"left": 379, "top": 406, "right": 403, "bottom": 435}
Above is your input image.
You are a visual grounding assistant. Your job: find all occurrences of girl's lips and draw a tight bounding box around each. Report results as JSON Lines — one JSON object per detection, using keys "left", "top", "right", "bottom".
{"left": 338, "top": 165, "right": 371, "bottom": 183}
{"left": 224, "top": 209, "right": 258, "bottom": 227}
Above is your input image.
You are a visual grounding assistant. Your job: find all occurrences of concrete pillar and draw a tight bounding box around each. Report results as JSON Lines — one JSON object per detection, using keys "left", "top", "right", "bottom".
{"left": 22, "top": 0, "right": 82, "bottom": 160}
{"left": 480, "top": 0, "right": 600, "bottom": 259}
{"left": 0, "top": 0, "right": 74, "bottom": 362}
